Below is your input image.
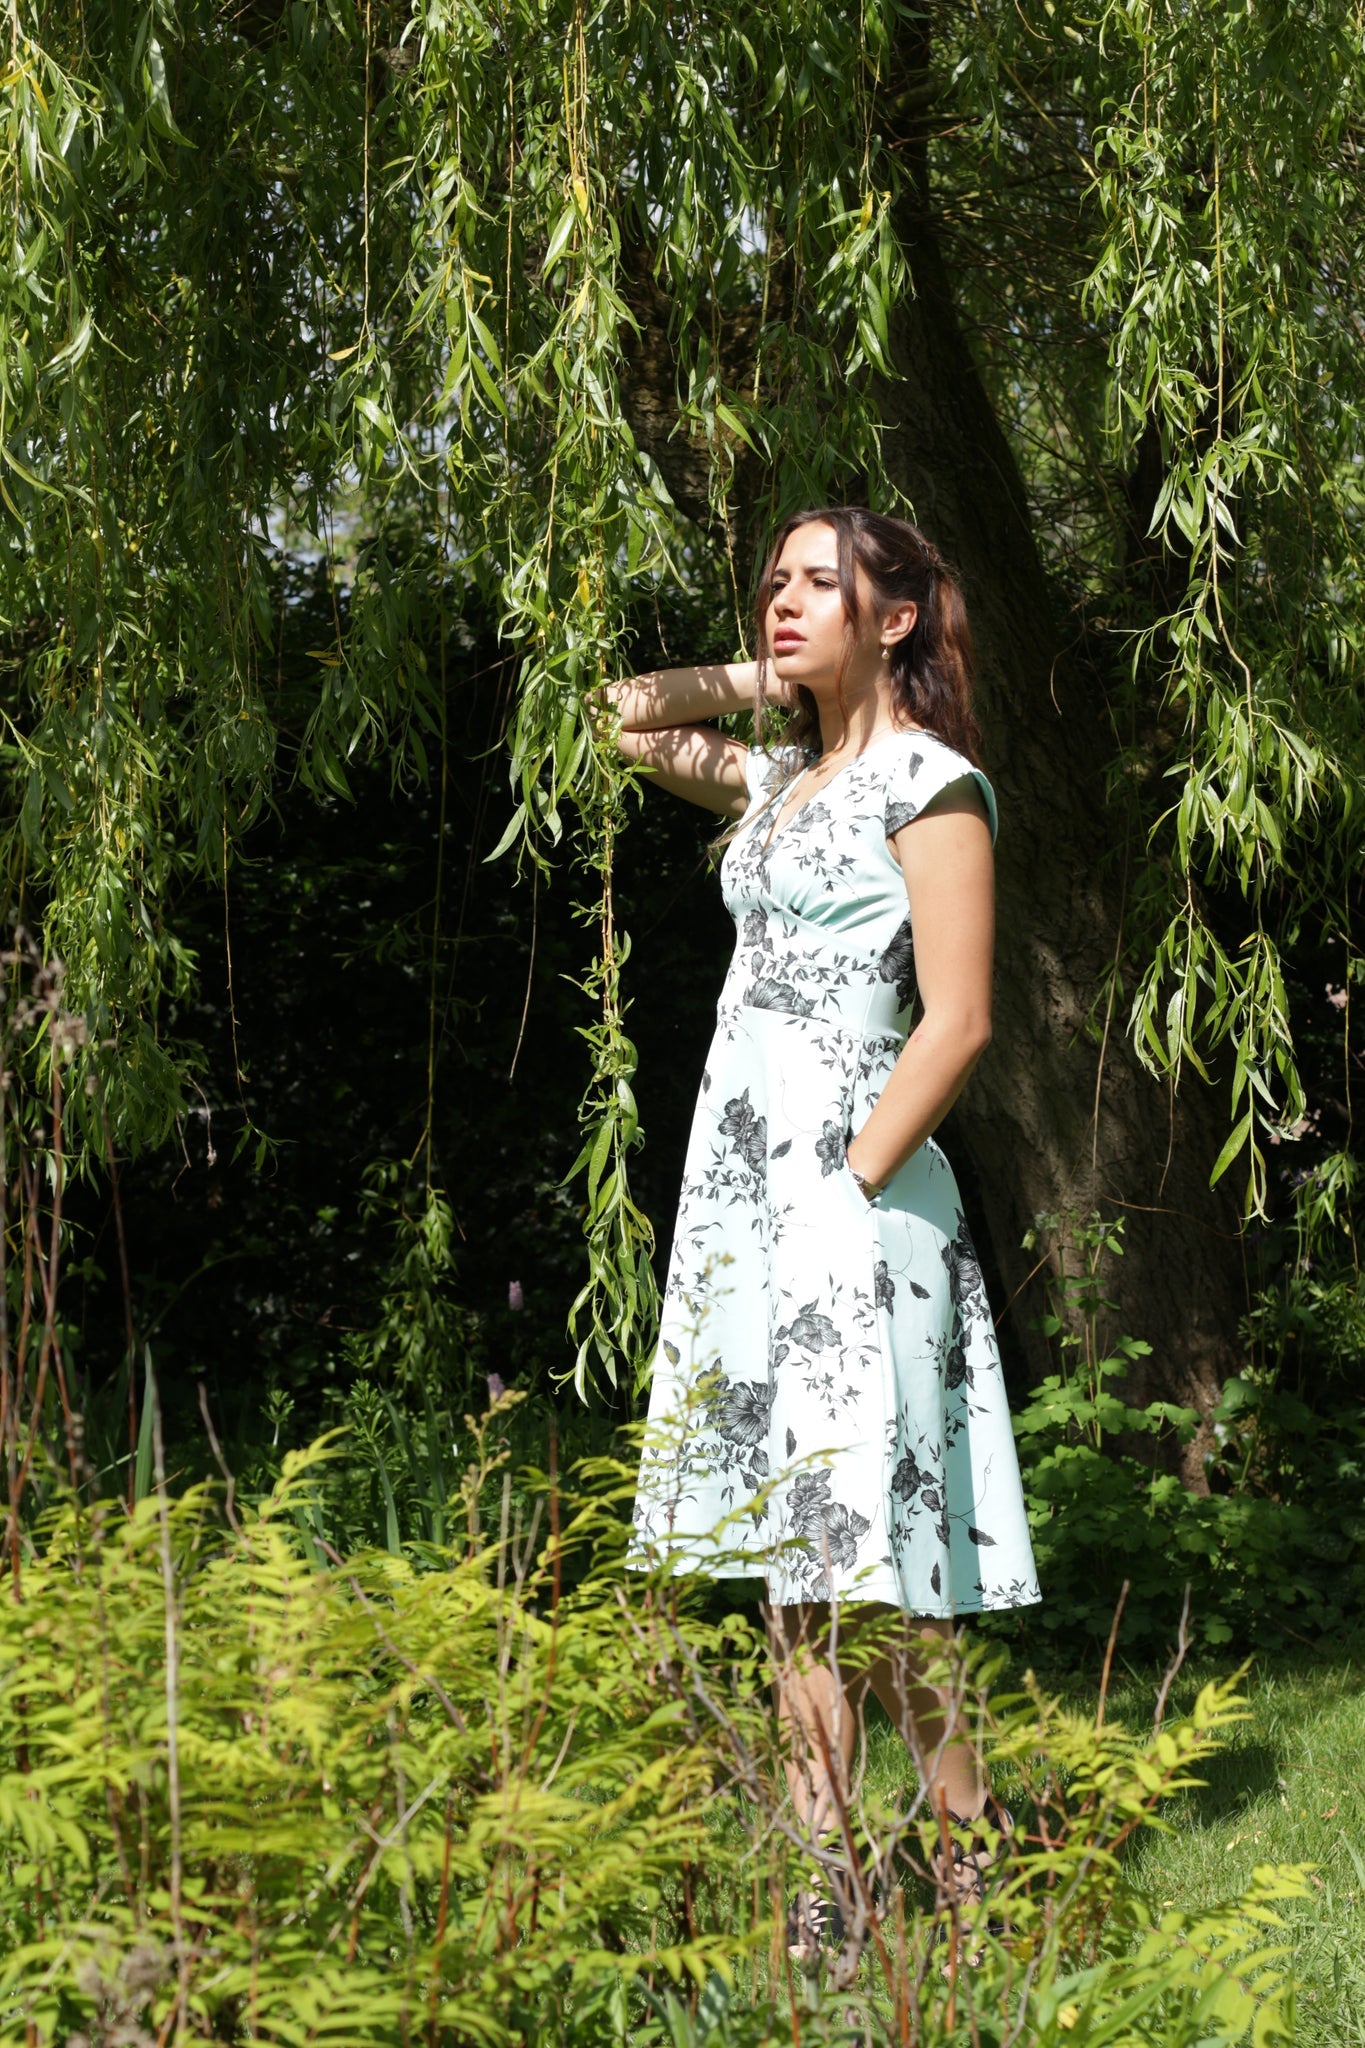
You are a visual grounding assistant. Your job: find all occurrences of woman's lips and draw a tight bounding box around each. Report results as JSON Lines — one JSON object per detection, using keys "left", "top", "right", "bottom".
{"left": 772, "top": 634, "right": 805, "bottom": 652}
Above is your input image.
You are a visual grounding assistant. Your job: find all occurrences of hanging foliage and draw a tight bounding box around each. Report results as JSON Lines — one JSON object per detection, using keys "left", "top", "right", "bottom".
{"left": 0, "top": 0, "right": 1360, "bottom": 1398}
{"left": 934, "top": 0, "right": 1365, "bottom": 1217}
{"left": 0, "top": 0, "right": 904, "bottom": 1392}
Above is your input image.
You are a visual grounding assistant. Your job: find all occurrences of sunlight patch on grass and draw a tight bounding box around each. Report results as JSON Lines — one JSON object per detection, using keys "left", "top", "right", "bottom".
{"left": 860, "top": 1652, "right": 1365, "bottom": 2047}
{"left": 1104, "top": 1659, "right": 1365, "bottom": 2046}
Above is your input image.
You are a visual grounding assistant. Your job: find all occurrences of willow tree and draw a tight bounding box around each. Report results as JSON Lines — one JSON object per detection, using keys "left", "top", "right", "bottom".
{"left": 2, "top": 1, "right": 1361, "bottom": 1454}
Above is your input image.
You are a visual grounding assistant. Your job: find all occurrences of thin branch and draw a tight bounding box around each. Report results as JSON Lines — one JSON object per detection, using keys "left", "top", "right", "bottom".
{"left": 1153, "top": 1584, "right": 1194, "bottom": 1732}
{"left": 1096, "top": 1579, "right": 1130, "bottom": 1731}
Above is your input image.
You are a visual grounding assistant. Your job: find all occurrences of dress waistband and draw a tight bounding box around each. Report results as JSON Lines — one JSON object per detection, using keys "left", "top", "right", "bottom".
{"left": 716, "top": 979, "right": 910, "bottom": 1046}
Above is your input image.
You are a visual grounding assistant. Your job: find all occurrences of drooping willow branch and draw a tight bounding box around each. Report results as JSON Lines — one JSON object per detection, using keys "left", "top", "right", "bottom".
{"left": 1, "top": 0, "right": 1360, "bottom": 1401}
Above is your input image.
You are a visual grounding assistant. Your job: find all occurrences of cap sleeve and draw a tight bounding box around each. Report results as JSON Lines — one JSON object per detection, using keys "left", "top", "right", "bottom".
{"left": 882, "top": 737, "right": 998, "bottom": 845}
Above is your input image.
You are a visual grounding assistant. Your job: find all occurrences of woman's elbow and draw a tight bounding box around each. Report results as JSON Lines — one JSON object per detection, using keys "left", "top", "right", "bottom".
{"left": 924, "top": 1007, "right": 992, "bottom": 1068}
{"left": 955, "top": 1019, "right": 992, "bottom": 1076}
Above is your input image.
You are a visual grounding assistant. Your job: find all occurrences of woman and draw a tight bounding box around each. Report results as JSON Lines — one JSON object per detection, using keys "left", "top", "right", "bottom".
{"left": 609, "top": 508, "right": 1040, "bottom": 1960}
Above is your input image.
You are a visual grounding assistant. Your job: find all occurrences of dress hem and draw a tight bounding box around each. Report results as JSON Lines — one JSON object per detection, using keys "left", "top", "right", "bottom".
{"left": 623, "top": 1551, "right": 1042, "bottom": 1619}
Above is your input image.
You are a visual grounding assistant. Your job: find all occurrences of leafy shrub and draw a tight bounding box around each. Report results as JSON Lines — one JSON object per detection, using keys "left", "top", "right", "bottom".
{"left": 0, "top": 1400, "right": 1307, "bottom": 2047}
{"left": 3, "top": 1417, "right": 755, "bottom": 2044}
{"left": 999, "top": 1214, "right": 1364, "bottom": 1655}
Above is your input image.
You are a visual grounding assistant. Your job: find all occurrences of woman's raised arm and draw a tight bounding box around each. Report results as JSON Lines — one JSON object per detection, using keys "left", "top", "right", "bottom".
{"left": 600, "top": 660, "right": 769, "bottom": 818}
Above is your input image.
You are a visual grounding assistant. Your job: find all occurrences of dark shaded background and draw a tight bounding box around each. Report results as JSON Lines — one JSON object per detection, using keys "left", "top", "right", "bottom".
{"left": 59, "top": 567, "right": 1363, "bottom": 1668}
{"left": 66, "top": 566, "right": 1031, "bottom": 1473}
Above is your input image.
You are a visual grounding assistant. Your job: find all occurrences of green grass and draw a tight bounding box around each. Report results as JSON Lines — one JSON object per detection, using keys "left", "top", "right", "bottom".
{"left": 696, "top": 1610, "right": 1365, "bottom": 2037}
{"left": 1097, "top": 1656, "right": 1365, "bottom": 2047}
{"left": 865, "top": 1649, "right": 1365, "bottom": 2047}
{"left": 843, "top": 1646, "right": 1365, "bottom": 2041}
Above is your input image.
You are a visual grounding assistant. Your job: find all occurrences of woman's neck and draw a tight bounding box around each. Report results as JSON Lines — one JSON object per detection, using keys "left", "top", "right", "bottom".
{"left": 813, "top": 677, "right": 902, "bottom": 758}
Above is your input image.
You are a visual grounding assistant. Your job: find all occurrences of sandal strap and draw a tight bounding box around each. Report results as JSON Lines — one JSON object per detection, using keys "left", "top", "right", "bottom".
{"left": 932, "top": 1798, "right": 1015, "bottom": 1905}
{"left": 786, "top": 1881, "right": 847, "bottom": 1958}
{"left": 946, "top": 1796, "right": 1015, "bottom": 1846}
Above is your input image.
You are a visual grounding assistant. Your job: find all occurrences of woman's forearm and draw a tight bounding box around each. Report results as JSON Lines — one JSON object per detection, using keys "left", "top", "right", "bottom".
{"left": 602, "top": 660, "right": 766, "bottom": 731}
{"left": 846, "top": 1013, "right": 991, "bottom": 1189}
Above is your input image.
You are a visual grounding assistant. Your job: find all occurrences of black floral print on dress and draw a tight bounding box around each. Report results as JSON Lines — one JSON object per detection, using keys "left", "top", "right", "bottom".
{"left": 814, "top": 1122, "right": 846, "bottom": 1177}
{"left": 717, "top": 1379, "right": 772, "bottom": 1448}
{"left": 631, "top": 729, "right": 1041, "bottom": 1616}
{"left": 877, "top": 917, "right": 917, "bottom": 1010}
{"left": 744, "top": 978, "right": 817, "bottom": 1017}
{"left": 718, "top": 1088, "right": 768, "bottom": 1174}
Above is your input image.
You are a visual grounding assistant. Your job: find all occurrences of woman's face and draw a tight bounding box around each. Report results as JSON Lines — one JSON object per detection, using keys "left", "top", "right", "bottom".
{"left": 765, "top": 522, "right": 905, "bottom": 691}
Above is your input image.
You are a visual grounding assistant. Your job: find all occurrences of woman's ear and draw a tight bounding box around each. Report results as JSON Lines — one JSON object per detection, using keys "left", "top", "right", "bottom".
{"left": 880, "top": 600, "right": 918, "bottom": 649}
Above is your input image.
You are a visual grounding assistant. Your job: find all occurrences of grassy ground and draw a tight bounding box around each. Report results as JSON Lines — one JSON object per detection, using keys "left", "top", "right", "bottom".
{"left": 1100, "top": 1655, "right": 1365, "bottom": 2047}
{"left": 862, "top": 1649, "right": 1365, "bottom": 2046}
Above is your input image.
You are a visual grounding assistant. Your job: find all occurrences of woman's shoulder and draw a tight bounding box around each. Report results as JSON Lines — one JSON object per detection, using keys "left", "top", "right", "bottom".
{"left": 880, "top": 729, "right": 998, "bottom": 843}
{"left": 878, "top": 725, "right": 972, "bottom": 772}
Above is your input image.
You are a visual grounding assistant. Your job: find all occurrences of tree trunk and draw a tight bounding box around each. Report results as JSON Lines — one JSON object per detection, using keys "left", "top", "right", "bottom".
{"left": 878, "top": 150, "right": 1245, "bottom": 1485}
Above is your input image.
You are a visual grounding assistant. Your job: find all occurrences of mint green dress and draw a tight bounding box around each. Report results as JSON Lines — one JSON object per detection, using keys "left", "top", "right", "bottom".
{"left": 631, "top": 730, "right": 1041, "bottom": 1616}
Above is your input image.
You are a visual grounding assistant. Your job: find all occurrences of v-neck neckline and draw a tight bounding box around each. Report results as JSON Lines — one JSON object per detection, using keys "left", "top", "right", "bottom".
{"left": 761, "top": 727, "right": 927, "bottom": 848}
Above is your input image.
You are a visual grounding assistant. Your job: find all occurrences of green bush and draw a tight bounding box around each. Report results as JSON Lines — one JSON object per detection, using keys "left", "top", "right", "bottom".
{"left": 0, "top": 1402, "right": 1308, "bottom": 2047}
{"left": 999, "top": 1214, "right": 1364, "bottom": 1655}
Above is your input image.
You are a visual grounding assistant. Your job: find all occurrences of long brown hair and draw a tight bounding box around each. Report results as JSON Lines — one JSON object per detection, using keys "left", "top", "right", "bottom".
{"left": 754, "top": 506, "right": 982, "bottom": 766}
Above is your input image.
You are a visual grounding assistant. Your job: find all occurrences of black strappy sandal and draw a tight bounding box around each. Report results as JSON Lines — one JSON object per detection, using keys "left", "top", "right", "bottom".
{"left": 930, "top": 1795, "right": 1014, "bottom": 1964}
{"left": 933, "top": 1795, "right": 1013, "bottom": 1902}
{"left": 786, "top": 1878, "right": 847, "bottom": 1969}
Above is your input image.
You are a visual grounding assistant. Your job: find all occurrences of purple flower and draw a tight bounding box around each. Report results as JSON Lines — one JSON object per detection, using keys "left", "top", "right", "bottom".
{"left": 487, "top": 1372, "right": 507, "bottom": 1403}
{"left": 507, "top": 1280, "right": 524, "bottom": 1312}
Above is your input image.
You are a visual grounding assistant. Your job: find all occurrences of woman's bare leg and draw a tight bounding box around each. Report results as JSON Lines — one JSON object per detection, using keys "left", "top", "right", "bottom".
{"left": 765, "top": 1599, "right": 986, "bottom": 1833}
{"left": 862, "top": 1612, "right": 986, "bottom": 1819}
{"left": 764, "top": 1600, "right": 860, "bottom": 1839}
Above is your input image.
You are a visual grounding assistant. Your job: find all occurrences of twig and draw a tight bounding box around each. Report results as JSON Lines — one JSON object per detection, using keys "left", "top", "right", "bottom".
{"left": 1096, "top": 1578, "right": 1130, "bottom": 1730}
{"left": 150, "top": 1357, "right": 188, "bottom": 2037}
{"left": 1153, "top": 1583, "right": 1193, "bottom": 1732}
{"left": 100, "top": 1098, "right": 138, "bottom": 1510}
{"left": 316, "top": 1537, "right": 470, "bottom": 1737}
{"left": 197, "top": 1382, "right": 244, "bottom": 1540}
{"left": 507, "top": 857, "right": 539, "bottom": 1083}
